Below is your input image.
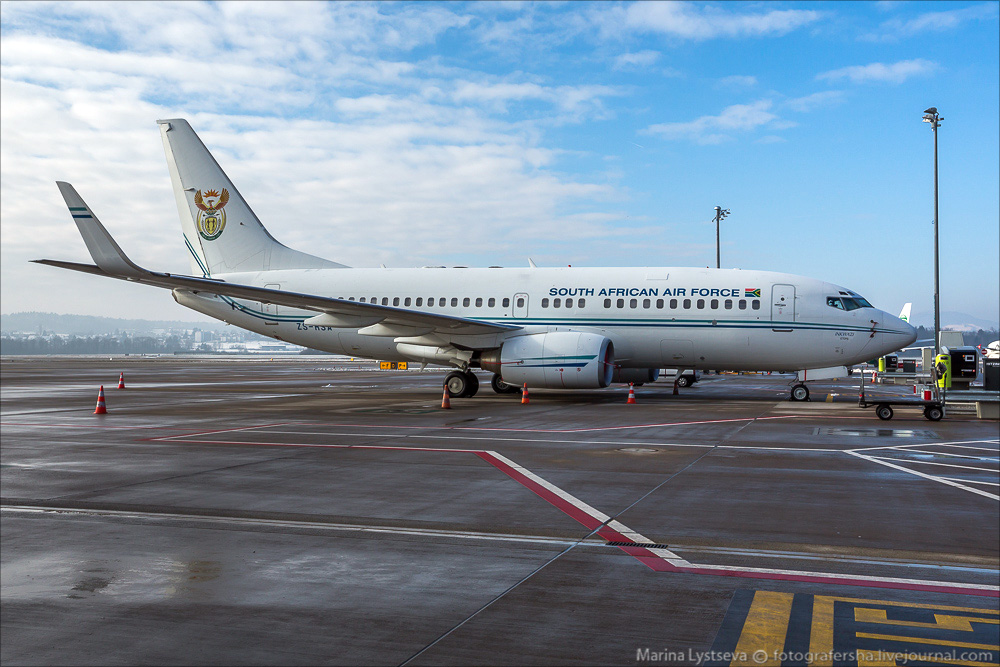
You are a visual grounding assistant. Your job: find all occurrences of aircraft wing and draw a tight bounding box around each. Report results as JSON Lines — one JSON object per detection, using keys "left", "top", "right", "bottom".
{"left": 34, "top": 183, "right": 519, "bottom": 338}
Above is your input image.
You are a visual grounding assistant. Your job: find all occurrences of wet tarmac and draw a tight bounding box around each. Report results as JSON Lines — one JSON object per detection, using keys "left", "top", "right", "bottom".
{"left": 2, "top": 357, "right": 998, "bottom": 666}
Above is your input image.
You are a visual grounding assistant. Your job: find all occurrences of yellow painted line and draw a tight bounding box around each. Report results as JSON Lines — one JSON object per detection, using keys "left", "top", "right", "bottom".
{"left": 732, "top": 591, "right": 794, "bottom": 666}
{"left": 855, "top": 632, "right": 999, "bottom": 650}
{"left": 809, "top": 596, "right": 999, "bottom": 666}
{"left": 855, "top": 607, "right": 1000, "bottom": 631}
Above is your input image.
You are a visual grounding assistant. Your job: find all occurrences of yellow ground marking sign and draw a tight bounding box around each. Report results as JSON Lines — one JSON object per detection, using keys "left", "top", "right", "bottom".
{"left": 709, "top": 590, "right": 998, "bottom": 667}
{"left": 379, "top": 361, "right": 408, "bottom": 370}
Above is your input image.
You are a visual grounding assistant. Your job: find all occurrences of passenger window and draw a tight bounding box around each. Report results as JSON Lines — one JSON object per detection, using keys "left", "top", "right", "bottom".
{"left": 541, "top": 298, "right": 550, "bottom": 308}
{"left": 725, "top": 299, "right": 733, "bottom": 309}
{"left": 475, "top": 297, "right": 483, "bottom": 307}
{"left": 381, "top": 297, "right": 389, "bottom": 305}
{"left": 578, "top": 298, "right": 586, "bottom": 308}
{"left": 415, "top": 297, "right": 423, "bottom": 307}
{"left": 826, "top": 297, "right": 845, "bottom": 310}
{"left": 516, "top": 297, "right": 524, "bottom": 308}
{"left": 404, "top": 297, "right": 411, "bottom": 307}
{"left": 752, "top": 300, "right": 760, "bottom": 310}
{"left": 463, "top": 297, "right": 470, "bottom": 307}
{"left": 656, "top": 299, "right": 663, "bottom": 309}
{"left": 554, "top": 298, "right": 561, "bottom": 308}
{"left": 502, "top": 297, "right": 510, "bottom": 308}
{"left": 643, "top": 298, "right": 650, "bottom": 308}
{"left": 604, "top": 298, "right": 612, "bottom": 308}
{"left": 371, "top": 297, "right": 377, "bottom": 304}
{"left": 565, "top": 298, "right": 573, "bottom": 308}
{"left": 629, "top": 298, "right": 637, "bottom": 308}
{"left": 488, "top": 297, "right": 495, "bottom": 307}
{"left": 617, "top": 298, "right": 625, "bottom": 308}
{"left": 359, "top": 297, "right": 366, "bottom": 303}
{"left": 393, "top": 297, "right": 400, "bottom": 306}
{"left": 670, "top": 298, "right": 678, "bottom": 309}
{"left": 739, "top": 299, "right": 747, "bottom": 310}
{"left": 710, "top": 299, "right": 718, "bottom": 309}
{"left": 682, "top": 299, "right": 690, "bottom": 309}
{"left": 349, "top": 296, "right": 356, "bottom": 301}
{"left": 697, "top": 299, "right": 705, "bottom": 309}
{"left": 451, "top": 297, "right": 458, "bottom": 307}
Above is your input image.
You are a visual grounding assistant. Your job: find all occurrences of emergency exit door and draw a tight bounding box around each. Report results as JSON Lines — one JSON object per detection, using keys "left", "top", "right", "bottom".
{"left": 771, "top": 284, "right": 795, "bottom": 331}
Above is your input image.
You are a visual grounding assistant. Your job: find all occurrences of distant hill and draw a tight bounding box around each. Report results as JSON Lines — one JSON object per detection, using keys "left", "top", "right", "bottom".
{"left": 911, "top": 311, "right": 999, "bottom": 332}
{"left": 0, "top": 312, "right": 223, "bottom": 335}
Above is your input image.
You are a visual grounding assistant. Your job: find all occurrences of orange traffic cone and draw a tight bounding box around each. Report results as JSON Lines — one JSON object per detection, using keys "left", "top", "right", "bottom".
{"left": 117, "top": 372, "right": 125, "bottom": 389}
{"left": 627, "top": 383, "right": 637, "bottom": 404}
{"left": 521, "top": 383, "right": 530, "bottom": 404}
{"left": 441, "top": 387, "right": 451, "bottom": 409}
{"left": 94, "top": 386, "right": 107, "bottom": 414}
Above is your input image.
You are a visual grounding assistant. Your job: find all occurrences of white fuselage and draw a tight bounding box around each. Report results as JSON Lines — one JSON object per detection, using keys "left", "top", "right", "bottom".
{"left": 175, "top": 266, "right": 916, "bottom": 372}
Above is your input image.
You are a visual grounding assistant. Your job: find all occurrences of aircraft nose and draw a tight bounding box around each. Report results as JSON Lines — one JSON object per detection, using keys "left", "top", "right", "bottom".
{"left": 878, "top": 309, "right": 917, "bottom": 350}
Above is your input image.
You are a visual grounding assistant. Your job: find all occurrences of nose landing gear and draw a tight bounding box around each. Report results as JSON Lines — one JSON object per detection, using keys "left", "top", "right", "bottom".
{"left": 790, "top": 383, "right": 810, "bottom": 401}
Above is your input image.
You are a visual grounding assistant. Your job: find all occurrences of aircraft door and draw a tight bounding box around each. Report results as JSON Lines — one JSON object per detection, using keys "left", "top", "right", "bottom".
{"left": 771, "top": 284, "right": 795, "bottom": 331}
{"left": 512, "top": 293, "right": 529, "bottom": 319}
{"left": 262, "top": 283, "right": 280, "bottom": 324}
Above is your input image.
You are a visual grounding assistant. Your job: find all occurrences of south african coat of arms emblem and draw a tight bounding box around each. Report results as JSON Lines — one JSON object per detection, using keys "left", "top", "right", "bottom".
{"left": 194, "top": 188, "right": 230, "bottom": 240}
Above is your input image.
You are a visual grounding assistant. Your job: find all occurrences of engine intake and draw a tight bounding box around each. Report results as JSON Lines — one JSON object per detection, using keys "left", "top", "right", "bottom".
{"left": 480, "top": 332, "right": 614, "bottom": 389}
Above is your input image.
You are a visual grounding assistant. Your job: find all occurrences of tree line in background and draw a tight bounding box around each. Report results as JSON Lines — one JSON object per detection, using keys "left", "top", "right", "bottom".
{"left": 1, "top": 335, "right": 190, "bottom": 355}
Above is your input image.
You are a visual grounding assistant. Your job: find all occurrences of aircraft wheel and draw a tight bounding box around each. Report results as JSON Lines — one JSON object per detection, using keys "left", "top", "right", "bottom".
{"left": 463, "top": 372, "right": 480, "bottom": 398}
{"left": 445, "top": 371, "right": 469, "bottom": 398}
{"left": 924, "top": 405, "right": 943, "bottom": 421}
{"left": 790, "top": 384, "right": 809, "bottom": 401}
{"left": 492, "top": 374, "right": 520, "bottom": 394}
{"left": 676, "top": 376, "right": 691, "bottom": 388}
{"left": 876, "top": 404, "right": 894, "bottom": 420}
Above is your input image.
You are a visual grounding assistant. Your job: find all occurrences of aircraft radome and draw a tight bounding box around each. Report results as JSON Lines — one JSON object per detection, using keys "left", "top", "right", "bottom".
{"left": 36, "top": 119, "right": 917, "bottom": 402}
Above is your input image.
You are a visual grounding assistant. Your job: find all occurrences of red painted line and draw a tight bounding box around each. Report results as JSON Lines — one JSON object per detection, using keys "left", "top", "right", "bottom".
{"left": 0, "top": 422, "right": 196, "bottom": 431}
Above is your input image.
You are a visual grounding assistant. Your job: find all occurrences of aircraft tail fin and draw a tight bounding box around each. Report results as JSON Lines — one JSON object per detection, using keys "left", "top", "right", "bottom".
{"left": 898, "top": 302, "right": 912, "bottom": 323}
{"left": 157, "top": 119, "right": 345, "bottom": 276}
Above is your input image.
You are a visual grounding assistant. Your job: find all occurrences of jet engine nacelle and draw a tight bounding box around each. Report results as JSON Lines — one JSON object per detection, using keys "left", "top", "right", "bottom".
{"left": 480, "top": 332, "right": 614, "bottom": 389}
{"left": 611, "top": 367, "right": 660, "bottom": 385}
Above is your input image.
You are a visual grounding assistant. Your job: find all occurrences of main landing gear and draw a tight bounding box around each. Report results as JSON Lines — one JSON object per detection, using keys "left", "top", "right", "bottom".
{"left": 490, "top": 373, "right": 521, "bottom": 395}
{"left": 444, "top": 370, "right": 479, "bottom": 398}
{"left": 790, "top": 383, "right": 810, "bottom": 402}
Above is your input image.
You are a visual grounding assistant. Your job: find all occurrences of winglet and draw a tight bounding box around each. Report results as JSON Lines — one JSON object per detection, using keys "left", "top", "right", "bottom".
{"left": 55, "top": 182, "right": 145, "bottom": 278}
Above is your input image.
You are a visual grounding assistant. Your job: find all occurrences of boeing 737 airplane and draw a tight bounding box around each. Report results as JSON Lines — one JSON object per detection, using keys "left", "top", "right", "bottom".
{"left": 36, "top": 119, "right": 917, "bottom": 401}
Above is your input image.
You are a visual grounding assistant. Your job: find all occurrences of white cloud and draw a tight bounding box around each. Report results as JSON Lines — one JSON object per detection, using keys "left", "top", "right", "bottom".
{"left": 716, "top": 75, "right": 758, "bottom": 88}
{"left": 785, "top": 90, "right": 844, "bottom": 112}
{"left": 644, "top": 100, "right": 779, "bottom": 144}
{"left": 618, "top": 2, "right": 821, "bottom": 40}
{"left": 861, "top": 3, "right": 998, "bottom": 41}
{"left": 0, "top": 2, "right": 631, "bottom": 319}
{"left": 613, "top": 50, "right": 660, "bottom": 70}
{"left": 817, "top": 59, "right": 938, "bottom": 84}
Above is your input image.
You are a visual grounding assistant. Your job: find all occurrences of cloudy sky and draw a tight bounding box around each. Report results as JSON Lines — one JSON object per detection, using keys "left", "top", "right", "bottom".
{"left": 2, "top": 1, "right": 997, "bottom": 325}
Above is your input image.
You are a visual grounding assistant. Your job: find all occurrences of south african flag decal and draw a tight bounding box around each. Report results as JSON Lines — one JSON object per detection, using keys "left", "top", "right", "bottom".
{"left": 745, "top": 288, "right": 761, "bottom": 298}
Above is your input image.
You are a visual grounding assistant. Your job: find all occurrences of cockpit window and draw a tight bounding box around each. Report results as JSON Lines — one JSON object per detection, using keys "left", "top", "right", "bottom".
{"left": 841, "top": 297, "right": 861, "bottom": 311}
{"left": 854, "top": 296, "right": 872, "bottom": 308}
{"left": 826, "top": 297, "right": 845, "bottom": 310}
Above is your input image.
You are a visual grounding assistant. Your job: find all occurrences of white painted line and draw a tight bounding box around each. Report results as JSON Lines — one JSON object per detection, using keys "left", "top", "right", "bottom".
{"left": 879, "top": 447, "right": 1000, "bottom": 461}
{"left": 867, "top": 457, "right": 999, "bottom": 473}
{"left": 846, "top": 450, "right": 1000, "bottom": 501}
{"left": 678, "top": 561, "right": 1000, "bottom": 592}
{"left": 938, "top": 478, "right": 1000, "bottom": 487}
{"left": 851, "top": 439, "right": 1000, "bottom": 453}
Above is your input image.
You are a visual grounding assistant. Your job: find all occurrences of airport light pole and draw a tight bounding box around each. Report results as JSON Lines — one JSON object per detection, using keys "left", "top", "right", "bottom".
{"left": 922, "top": 107, "right": 943, "bottom": 356}
{"left": 714, "top": 206, "right": 730, "bottom": 269}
